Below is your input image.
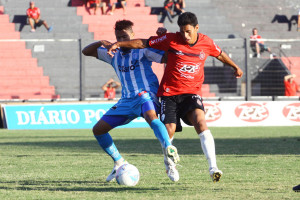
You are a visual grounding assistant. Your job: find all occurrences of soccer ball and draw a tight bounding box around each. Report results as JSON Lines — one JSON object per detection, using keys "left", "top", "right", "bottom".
{"left": 116, "top": 164, "right": 140, "bottom": 186}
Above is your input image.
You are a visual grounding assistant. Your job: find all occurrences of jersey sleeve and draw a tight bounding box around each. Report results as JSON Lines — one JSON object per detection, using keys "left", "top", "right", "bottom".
{"left": 36, "top": 8, "right": 40, "bottom": 16}
{"left": 147, "top": 33, "right": 173, "bottom": 51}
{"left": 144, "top": 48, "right": 165, "bottom": 63}
{"left": 208, "top": 36, "right": 222, "bottom": 57}
{"left": 97, "top": 47, "right": 113, "bottom": 64}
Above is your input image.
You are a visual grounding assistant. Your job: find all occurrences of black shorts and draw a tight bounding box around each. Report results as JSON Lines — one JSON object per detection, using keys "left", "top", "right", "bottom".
{"left": 160, "top": 94, "right": 205, "bottom": 132}
{"left": 35, "top": 20, "right": 44, "bottom": 27}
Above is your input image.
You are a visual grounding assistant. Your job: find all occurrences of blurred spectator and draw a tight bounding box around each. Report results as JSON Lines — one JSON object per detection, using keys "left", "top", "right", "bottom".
{"left": 86, "top": 0, "right": 101, "bottom": 15}
{"left": 101, "top": 0, "right": 111, "bottom": 15}
{"left": 102, "top": 78, "right": 121, "bottom": 100}
{"left": 174, "top": 0, "right": 185, "bottom": 15}
{"left": 284, "top": 74, "right": 300, "bottom": 96}
{"left": 250, "top": 28, "right": 275, "bottom": 58}
{"left": 159, "top": 0, "right": 175, "bottom": 23}
{"left": 26, "top": 1, "right": 52, "bottom": 32}
{"left": 110, "top": 0, "right": 126, "bottom": 15}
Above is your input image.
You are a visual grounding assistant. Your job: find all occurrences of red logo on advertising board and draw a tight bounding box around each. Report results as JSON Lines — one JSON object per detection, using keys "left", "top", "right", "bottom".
{"left": 204, "top": 103, "right": 221, "bottom": 122}
{"left": 235, "top": 103, "right": 269, "bottom": 122}
{"left": 282, "top": 103, "right": 300, "bottom": 122}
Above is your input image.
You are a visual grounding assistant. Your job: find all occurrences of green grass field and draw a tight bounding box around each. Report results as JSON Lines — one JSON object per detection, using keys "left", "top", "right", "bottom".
{"left": 0, "top": 127, "right": 299, "bottom": 199}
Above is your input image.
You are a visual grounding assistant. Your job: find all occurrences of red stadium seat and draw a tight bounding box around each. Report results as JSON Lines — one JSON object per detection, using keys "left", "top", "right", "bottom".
{"left": 0, "top": 6, "right": 59, "bottom": 100}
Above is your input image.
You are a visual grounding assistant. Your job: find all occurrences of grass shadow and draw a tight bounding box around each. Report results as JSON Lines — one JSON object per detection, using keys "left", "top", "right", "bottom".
{"left": 0, "top": 137, "right": 299, "bottom": 155}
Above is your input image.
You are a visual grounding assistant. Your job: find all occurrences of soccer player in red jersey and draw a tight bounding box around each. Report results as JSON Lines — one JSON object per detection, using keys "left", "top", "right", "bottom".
{"left": 26, "top": 1, "right": 52, "bottom": 33}
{"left": 108, "top": 12, "right": 243, "bottom": 182}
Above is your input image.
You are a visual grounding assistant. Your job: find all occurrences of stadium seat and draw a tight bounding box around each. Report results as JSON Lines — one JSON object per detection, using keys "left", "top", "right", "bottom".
{"left": 0, "top": 5, "right": 59, "bottom": 100}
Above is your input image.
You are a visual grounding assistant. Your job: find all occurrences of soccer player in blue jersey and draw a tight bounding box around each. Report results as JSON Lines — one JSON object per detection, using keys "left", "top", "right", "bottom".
{"left": 82, "top": 20, "right": 180, "bottom": 182}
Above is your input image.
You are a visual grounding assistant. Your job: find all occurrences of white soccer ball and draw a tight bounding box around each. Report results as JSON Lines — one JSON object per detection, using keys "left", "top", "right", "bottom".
{"left": 116, "top": 164, "right": 140, "bottom": 186}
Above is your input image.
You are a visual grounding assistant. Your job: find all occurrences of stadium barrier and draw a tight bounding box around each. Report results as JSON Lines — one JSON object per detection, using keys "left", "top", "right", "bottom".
{"left": 1, "top": 100, "right": 299, "bottom": 130}
{"left": 1, "top": 38, "right": 300, "bottom": 101}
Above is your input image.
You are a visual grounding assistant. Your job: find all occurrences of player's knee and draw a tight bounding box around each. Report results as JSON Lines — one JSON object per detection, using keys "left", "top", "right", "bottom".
{"left": 92, "top": 124, "right": 100, "bottom": 135}
{"left": 92, "top": 123, "right": 104, "bottom": 136}
{"left": 165, "top": 123, "right": 176, "bottom": 136}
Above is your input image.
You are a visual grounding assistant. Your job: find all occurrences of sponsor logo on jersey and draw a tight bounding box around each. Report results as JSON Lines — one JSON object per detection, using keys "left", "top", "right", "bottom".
{"left": 150, "top": 35, "right": 167, "bottom": 45}
{"left": 282, "top": 103, "right": 300, "bottom": 122}
{"left": 118, "top": 60, "right": 139, "bottom": 72}
{"left": 235, "top": 103, "right": 269, "bottom": 122}
{"left": 177, "top": 62, "right": 200, "bottom": 79}
{"left": 204, "top": 103, "right": 221, "bottom": 122}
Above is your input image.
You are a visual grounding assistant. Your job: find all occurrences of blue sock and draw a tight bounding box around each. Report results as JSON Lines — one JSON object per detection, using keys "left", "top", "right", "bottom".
{"left": 94, "top": 133, "right": 122, "bottom": 162}
{"left": 150, "top": 119, "right": 171, "bottom": 148}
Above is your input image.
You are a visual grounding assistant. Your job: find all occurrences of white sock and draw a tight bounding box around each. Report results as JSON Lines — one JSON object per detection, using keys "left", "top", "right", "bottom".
{"left": 199, "top": 130, "right": 217, "bottom": 170}
{"left": 115, "top": 158, "right": 126, "bottom": 166}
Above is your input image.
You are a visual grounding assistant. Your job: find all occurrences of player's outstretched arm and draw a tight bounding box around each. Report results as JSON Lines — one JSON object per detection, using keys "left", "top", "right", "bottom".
{"left": 82, "top": 40, "right": 112, "bottom": 58}
{"left": 216, "top": 51, "right": 243, "bottom": 78}
{"left": 107, "top": 39, "right": 148, "bottom": 57}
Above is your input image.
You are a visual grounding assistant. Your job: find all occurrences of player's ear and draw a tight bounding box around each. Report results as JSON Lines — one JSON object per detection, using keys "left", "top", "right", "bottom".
{"left": 195, "top": 24, "right": 199, "bottom": 32}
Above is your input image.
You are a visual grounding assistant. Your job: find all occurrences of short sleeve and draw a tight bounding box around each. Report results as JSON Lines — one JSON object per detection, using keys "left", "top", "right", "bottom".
{"left": 144, "top": 48, "right": 165, "bottom": 63}
{"left": 207, "top": 36, "right": 222, "bottom": 57}
{"left": 37, "top": 8, "right": 40, "bottom": 15}
{"left": 97, "top": 47, "right": 113, "bottom": 64}
{"left": 148, "top": 33, "right": 173, "bottom": 51}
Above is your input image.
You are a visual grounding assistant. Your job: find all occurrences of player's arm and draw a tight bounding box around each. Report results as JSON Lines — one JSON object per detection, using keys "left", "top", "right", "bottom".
{"left": 107, "top": 39, "right": 148, "bottom": 57}
{"left": 82, "top": 40, "right": 112, "bottom": 58}
{"left": 113, "top": 81, "right": 121, "bottom": 89}
{"left": 216, "top": 51, "right": 243, "bottom": 78}
{"left": 26, "top": 10, "right": 32, "bottom": 19}
{"left": 284, "top": 74, "right": 296, "bottom": 81}
{"left": 101, "top": 78, "right": 114, "bottom": 91}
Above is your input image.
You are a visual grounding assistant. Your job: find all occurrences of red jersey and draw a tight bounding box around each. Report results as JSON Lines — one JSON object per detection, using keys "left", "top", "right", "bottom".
{"left": 26, "top": 7, "right": 40, "bottom": 19}
{"left": 148, "top": 32, "right": 221, "bottom": 97}
{"left": 250, "top": 34, "right": 263, "bottom": 44}
{"left": 104, "top": 88, "right": 116, "bottom": 99}
{"left": 284, "top": 80, "right": 299, "bottom": 96}
{"left": 89, "top": 0, "right": 99, "bottom": 4}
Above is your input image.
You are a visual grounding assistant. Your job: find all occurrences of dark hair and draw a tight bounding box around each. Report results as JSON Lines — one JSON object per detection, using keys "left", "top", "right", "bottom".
{"left": 114, "top": 20, "right": 134, "bottom": 32}
{"left": 177, "top": 12, "right": 198, "bottom": 27}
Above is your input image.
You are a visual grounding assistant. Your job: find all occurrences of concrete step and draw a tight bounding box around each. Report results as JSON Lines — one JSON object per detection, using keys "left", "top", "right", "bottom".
{"left": 0, "top": 49, "right": 32, "bottom": 58}
{"left": 16, "top": 23, "right": 89, "bottom": 33}
{"left": 0, "top": 76, "right": 50, "bottom": 87}
{"left": 0, "top": 32, "right": 20, "bottom": 39}
{"left": 4, "top": 7, "right": 78, "bottom": 15}
{"left": 0, "top": 41, "right": 26, "bottom": 49}
{"left": 2, "top": 0, "right": 71, "bottom": 8}
{"left": 19, "top": 32, "right": 92, "bottom": 39}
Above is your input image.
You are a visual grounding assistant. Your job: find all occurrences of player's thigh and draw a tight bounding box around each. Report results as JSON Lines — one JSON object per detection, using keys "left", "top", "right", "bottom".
{"left": 186, "top": 108, "right": 208, "bottom": 133}
{"left": 93, "top": 115, "right": 129, "bottom": 135}
{"left": 179, "top": 94, "right": 206, "bottom": 127}
{"left": 142, "top": 101, "right": 159, "bottom": 125}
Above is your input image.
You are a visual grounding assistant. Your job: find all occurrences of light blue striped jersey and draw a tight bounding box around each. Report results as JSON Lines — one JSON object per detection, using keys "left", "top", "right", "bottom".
{"left": 97, "top": 47, "right": 164, "bottom": 98}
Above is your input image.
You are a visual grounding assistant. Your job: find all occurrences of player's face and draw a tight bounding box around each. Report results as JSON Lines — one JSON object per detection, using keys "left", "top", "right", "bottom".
{"left": 115, "top": 29, "right": 134, "bottom": 42}
{"left": 253, "top": 29, "right": 258, "bottom": 35}
{"left": 30, "top": 2, "right": 34, "bottom": 8}
{"left": 179, "top": 24, "right": 199, "bottom": 45}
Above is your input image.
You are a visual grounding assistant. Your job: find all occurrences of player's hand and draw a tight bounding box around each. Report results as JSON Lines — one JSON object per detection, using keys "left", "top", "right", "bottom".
{"left": 101, "top": 40, "right": 112, "bottom": 49}
{"left": 107, "top": 43, "right": 119, "bottom": 57}
{"left": 156, "top": 27, "right": 167, "bottom": 36}
{"left": 234, "top": 67, "right": 243, "bottom": 78}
